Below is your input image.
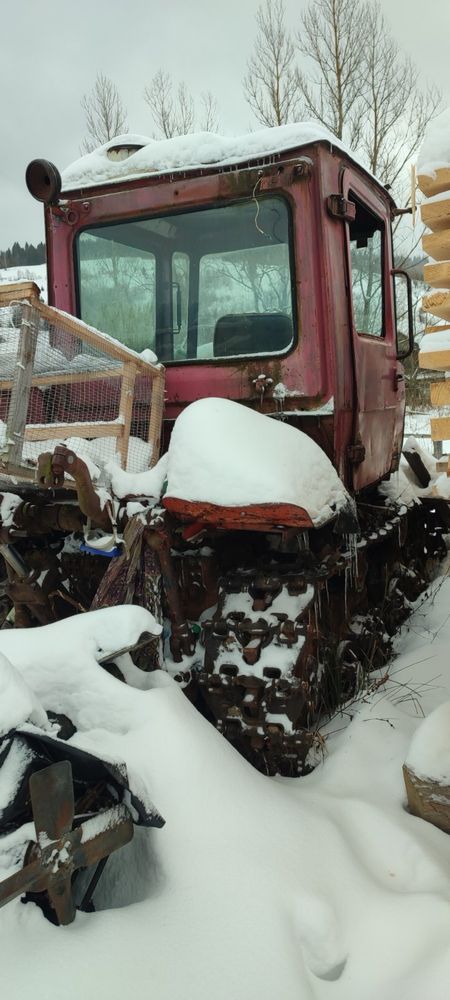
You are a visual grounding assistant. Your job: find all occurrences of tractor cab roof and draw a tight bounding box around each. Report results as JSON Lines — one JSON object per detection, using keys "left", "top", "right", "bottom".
{"left": 60, "top": 121, "right": 393, "bottom": 205}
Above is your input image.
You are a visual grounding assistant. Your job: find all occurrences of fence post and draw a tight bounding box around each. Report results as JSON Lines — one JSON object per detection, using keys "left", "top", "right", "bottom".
{"left": 3, "top": 301, "right": 39, "bottom": 467}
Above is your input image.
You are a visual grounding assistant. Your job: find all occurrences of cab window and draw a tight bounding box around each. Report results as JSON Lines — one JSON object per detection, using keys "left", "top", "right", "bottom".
{"left": 76, "top": 196, "right": 295, "bottom": 362}
{"left": 348, "top": 197, "right": 384, "bottom": 338}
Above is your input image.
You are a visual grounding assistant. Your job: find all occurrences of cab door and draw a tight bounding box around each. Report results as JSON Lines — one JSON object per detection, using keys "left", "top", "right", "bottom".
{"left": 342, "top": 171, "right": 404, "bottom": 491}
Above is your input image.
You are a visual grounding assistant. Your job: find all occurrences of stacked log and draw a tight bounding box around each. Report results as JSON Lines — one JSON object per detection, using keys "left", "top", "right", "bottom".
{"left": 417, "top": 122, "right": 450, "bottom": 470}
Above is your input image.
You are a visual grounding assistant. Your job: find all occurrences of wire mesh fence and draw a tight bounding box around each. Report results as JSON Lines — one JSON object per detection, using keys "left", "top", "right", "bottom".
{"left": 0, "top": 282, "right": 165, "bottom": 481}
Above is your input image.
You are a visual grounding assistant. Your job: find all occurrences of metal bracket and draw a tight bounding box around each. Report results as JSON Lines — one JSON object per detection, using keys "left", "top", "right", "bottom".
{"left": 327, "top": 195, "right": 356, "bottom": 222}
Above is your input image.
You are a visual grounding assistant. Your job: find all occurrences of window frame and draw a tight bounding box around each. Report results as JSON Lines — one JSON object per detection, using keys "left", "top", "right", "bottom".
{"left": 347, "top": 191, "right": 386, "bottom": 341}
{"left": 73, "top": 194, "right": 298, "bottom": 366}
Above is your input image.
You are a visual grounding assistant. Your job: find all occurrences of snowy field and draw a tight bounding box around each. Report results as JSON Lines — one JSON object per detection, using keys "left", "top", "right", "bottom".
{"left": 0, "top": 264, "right": 47, "bottom": 301}
{"left": 1, "top": 567, "right": 450, "bottom": 999}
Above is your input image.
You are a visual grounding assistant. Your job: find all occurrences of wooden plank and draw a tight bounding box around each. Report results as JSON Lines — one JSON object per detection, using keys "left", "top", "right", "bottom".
{"left": 0, "top": 281, "right": 41, "bottom": 307}
{"left": 5, "top": 303, "right": 39, "bottom": 464}
{"left": 430, "top": 416, "right": 450, "bottom": 440}
{"left": 24, "top": 421, "right": 123, "bottom": 441}
{"left": 36, "top": 301, "right": 161, "bottom": 376}
{"left": 422, "top": 290, "right": 450, "bottom": 321}
{"left": 0, "top": 460, "right": 37, "bottom": 481}
{"left": 423, "top": 261, "right": 450, "bottom": 289}
{"left": 425, "top": 323, "right": 450, "bottom": 334}
{"left": 419, "top": 349, "right": 450, "bottom": 371}
{"left": 148, "top": 370, "right": 165, "bottom": 468}
{"left": 430, "top": 381, "right": 450, "bottom": 406}
{"left": 0, "top": 366, "right": 123, "bottom": 392}
{"left": 422, "top": 230, "right": 450, "bottom": 262}
{"left": 421, "top": 198, "right": 450, "bottom": 233}
{"left": 417, "top": 167, "right": 450, "bottom": 199}
{"left": 117, "top": 362, "right": 138, "bottom": 468}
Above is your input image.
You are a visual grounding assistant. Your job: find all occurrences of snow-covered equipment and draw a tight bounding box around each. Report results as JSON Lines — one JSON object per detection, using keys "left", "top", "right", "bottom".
{"left": 0, "top": 609, "right": 164, "bottom": 923}
{"left": 0, "top": 123, "right": 447, "bottom": 787}
{"left": 0, "top": 758, "right": 133, "bottom": 925}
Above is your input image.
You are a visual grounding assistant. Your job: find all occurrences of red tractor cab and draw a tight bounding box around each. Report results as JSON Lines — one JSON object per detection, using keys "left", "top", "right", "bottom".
{"left": 28, "top": 124, "right": 413, "bottom": 493}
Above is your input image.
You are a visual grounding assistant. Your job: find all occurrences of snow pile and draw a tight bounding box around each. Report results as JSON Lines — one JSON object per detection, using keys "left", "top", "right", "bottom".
{"left": 62, "top": 122, "right": 362, "bottom": 192}
{"left": 432, "top": 472, "right": 450, "bottom": 500}
{"left": 107, "top": 451, "right": 168, "bottom": 499}
{"left": 0, "top": 424, "right": 153, "bottom": 478}
{"left": 0, "top": 606, "right": 162, "bottom": 728}
{"left": 417, "top": 108, "right": 450, "bottom": 179}
{"left": 1, "top": 578, "right": 450, "bottom": 997}
{"left": 379, "top": 461, "right": 422, "bottom": 507}
{"left": 164, "top": 398, "right": 349, "bottom": 526}
{"left": 0, "top": 653, "right": 48, "bottom": 735}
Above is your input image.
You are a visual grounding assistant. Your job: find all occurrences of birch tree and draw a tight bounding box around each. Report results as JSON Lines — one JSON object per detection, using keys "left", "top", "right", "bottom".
{"left": 144, "top": 70, "right": 219, "bottom": 138}
{"left": 243, "top": 0, "right": 300, "bottom": 126}
{"left": 244, "top": 0, "right": 441, "bottom": 199}
{"left": 81, "top": 73, "right": 128, "bottom": 153}
{"left": 296, "top": 0, "right": 441, "bottom": 196}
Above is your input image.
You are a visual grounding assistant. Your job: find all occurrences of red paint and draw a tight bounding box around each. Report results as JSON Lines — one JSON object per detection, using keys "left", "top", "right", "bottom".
{"left": 43, "top": 141, "right": 405, "bottom": 492}
{"left": 163, "top": 497, "right": 314, "bottom": 531}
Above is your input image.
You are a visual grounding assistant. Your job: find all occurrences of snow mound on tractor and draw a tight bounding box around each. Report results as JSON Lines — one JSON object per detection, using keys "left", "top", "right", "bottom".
{"left": 61, "top": 122, "right": 359, "bottom": 191}
{"left": 164, "top": 397, "right": 349, "bottom": 526}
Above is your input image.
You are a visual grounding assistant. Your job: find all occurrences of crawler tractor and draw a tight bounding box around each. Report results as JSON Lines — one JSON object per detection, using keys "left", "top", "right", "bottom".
{"left": 0, "top": 125, "right": 447, "bottom": 781}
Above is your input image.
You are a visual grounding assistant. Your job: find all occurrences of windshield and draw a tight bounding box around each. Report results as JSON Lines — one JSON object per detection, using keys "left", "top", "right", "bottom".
{"left": 76, "top": 196, "right": 295, "bottom": 363}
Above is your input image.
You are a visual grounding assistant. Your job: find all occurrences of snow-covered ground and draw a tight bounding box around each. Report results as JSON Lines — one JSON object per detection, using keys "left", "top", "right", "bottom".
{"left": 1, "top": 570, "right": 450, "bottom": 999}
{"left": 0, "top": 256, "right": 450, "bottom": 995}
{"left": 0, "top": 264, "right": 47, "bottom": 301}
{"left": 405, "top": 409, "right": 450, "bottom": 455}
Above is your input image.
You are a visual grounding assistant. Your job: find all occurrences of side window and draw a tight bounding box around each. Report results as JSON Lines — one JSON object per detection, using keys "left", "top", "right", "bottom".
{"left": 349, "top": 198, "right": 384, "bottom": 337}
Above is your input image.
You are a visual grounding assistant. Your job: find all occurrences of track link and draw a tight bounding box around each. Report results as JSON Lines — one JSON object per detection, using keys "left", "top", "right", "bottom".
{"left": 195, "top": 500, "right": 447, "bottom": 776}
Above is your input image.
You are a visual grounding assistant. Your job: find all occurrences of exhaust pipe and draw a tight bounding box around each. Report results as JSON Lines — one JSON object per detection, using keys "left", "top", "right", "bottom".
{"left": 25, "top": 159, "right": 61, "bottom": 205}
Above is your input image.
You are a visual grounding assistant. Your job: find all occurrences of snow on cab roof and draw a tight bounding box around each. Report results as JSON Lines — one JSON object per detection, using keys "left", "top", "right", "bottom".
{"left": 61, "top": 121, "right": 366, "bottom": 192}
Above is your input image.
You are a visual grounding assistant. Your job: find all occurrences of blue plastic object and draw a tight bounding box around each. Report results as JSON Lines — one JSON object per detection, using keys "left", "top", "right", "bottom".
{"left": 79, "top": 542, "right": 121, "bottom": 558}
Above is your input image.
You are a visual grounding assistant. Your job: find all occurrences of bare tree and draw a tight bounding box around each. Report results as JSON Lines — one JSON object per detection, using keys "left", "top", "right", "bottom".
{"left": 359, "top": 3, "right": 441, "bottom": 191}
{"left": 200, "top": 91, "right": 220, "bottom": 133}
{"left": 296, "top": 0, "right": 442, "bottom": 196}
{"left": 144, "top": 70, "right": 219, "bottom": 138}
{"left": 243, "top": 0, "right": 301, "bottom": 126}
{"left": 244, "top": 0, "right": 441, "bottom": 199}
{"left": 296, "top": 0, "right": 367, "bottom": 148}
{"left": 81, "top": 73, "right": 128, "bottom": 153}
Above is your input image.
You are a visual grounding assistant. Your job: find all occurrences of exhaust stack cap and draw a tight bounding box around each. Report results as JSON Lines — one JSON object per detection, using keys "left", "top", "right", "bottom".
{"left": 26, "top": 159, "right": 62, "bottom": 205}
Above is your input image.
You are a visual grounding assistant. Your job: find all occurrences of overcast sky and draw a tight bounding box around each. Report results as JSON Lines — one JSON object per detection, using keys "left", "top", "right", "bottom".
{"left": 1, "top": 0, "right": 450, "bottom": 249}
